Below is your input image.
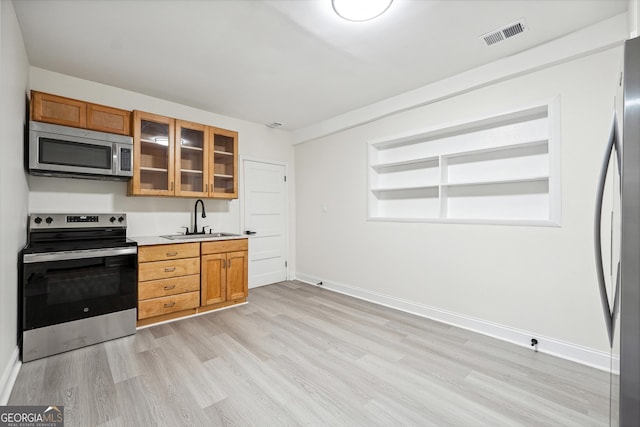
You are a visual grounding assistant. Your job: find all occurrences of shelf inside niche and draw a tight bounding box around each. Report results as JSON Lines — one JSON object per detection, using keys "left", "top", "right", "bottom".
{"left": 372, "top": 185, "right": 439, "bottom": 199}
{"left": 444, "top": 139, "right": 548, "bottom": 164}
{"left": 371, "top": 156, "right": 439, "bottom": 173}
{"left": 445, "top": 178, "right": 549, "bottom": 197}
{"left": 371, "top": 105, "right": 548, "bottom": 150}
{"left": 445, "top": 175, "right": 548, "bottom": 187}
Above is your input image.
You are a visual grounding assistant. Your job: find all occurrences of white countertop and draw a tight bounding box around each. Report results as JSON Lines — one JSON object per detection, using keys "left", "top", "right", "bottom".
{"left": 131, "top": 234, "right": 248, "bottom": 246}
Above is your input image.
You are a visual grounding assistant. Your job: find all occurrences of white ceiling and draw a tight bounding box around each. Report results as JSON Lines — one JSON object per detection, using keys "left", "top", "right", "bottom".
{"left": 12, "top": 0, "right": 628, "bottom": 131}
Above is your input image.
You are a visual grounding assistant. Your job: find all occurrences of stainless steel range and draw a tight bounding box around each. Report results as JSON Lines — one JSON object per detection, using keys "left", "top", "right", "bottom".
{"left": 20, "top": 213, "right": 138, "bottom": 362}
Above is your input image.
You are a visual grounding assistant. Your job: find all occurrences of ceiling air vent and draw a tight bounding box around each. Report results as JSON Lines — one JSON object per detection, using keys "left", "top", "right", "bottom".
{"left": 481, "top": 18, "right": 527, "bottom": 46}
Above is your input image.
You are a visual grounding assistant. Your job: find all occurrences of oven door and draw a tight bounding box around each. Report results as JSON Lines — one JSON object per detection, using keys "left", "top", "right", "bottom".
{"left": 22, "top": 247, "right": 137, "bottom": 330}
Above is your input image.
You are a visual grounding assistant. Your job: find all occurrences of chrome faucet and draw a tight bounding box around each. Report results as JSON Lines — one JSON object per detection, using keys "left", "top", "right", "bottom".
{"left": 192, "top": 199, "right": 207, "bottom": 234}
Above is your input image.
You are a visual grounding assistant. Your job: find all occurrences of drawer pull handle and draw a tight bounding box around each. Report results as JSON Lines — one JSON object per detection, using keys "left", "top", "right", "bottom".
{"left": 164, "top": 285, "right": 176, "bottom": 290}
{"left": 166, "top": 251, "right": 178, "bottom": 257}
{"left": 164, "top": 302, "right": 176, "bottom": 308}
{"left": 164, "top": 267, "right": 176, "bottom": 272}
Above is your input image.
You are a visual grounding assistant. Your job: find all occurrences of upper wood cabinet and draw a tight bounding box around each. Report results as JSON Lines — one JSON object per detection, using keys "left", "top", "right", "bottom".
{"left": 87, "top": 103, "right": 131, "bottom": 135}
{"left": 130, "top": 111, "right": 175, "bottom": 196}
{"left": 31, "top": 91, "right": 131, "bottom": 135}
{"left": 129, "top": 110, "right": 238, "bottom": 199}
{"left": 210, "top": 128, "right": 238, "bottom": 199}
{"left": 176, "top": 120, "right": 209, "bottom": 197}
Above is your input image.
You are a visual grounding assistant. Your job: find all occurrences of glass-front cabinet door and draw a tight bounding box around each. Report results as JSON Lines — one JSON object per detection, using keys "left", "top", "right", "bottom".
{"left": 210, "top": 127, "right": 238, "bottom": 199}
{"left": 131, "top": 111, "right": 175, "bottom": 196}
{"left": 175, "top": 120, "right": 208, "bottom": 197}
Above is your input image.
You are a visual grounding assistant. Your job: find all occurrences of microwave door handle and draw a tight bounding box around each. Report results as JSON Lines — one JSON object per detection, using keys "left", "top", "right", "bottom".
{"left": 113, "top": 143, "right": 119, "bottom": 175}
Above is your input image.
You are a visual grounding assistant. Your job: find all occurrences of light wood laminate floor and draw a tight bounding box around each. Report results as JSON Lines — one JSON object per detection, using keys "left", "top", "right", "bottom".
{"left": 9, "top": 281, "right": 613, "bottom": 426}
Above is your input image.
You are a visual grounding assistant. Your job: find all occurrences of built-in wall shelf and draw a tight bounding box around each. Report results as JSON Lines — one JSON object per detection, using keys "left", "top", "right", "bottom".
{"left": 367, "top": 98, "right": 561, "bottom": 226}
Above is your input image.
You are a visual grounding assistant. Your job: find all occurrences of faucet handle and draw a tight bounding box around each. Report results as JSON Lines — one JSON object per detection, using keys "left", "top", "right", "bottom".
{"left": 182, "top": 226, "right": 190, "bottom": 235}
{"left": 202, "top": 225, "right": 211, "bottom": 234}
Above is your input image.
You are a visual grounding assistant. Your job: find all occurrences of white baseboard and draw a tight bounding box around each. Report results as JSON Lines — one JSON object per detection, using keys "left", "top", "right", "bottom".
{"left": 294, "top": 273, "right": 619, "bottom": 373}
{"left": 0, "top": 346, "right": 21, "bottom": 405}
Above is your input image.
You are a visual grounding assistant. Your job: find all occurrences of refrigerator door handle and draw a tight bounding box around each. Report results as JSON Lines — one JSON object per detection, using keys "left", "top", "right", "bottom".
{"left": 594, "top": 111, "right": 620, "bottom": 346}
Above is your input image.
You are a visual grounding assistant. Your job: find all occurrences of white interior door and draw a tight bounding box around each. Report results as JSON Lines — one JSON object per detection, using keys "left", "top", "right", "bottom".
{"left": 243, "top": 160, "right": 288, "bottom": 288}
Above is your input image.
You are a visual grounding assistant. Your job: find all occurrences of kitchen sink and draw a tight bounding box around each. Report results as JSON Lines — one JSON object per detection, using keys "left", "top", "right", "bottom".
{"left": 160, "top": 232, "right": 241, "bottom": 240}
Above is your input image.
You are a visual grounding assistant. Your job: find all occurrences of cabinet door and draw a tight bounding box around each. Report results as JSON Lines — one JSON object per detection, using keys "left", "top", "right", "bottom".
{"left": 175, "top": 120, "right": 209, "bottom": 197}
{"left": 31, "top": 91, "right": 87, "bottom": 128}
{"left": 87, "top": 103, "right": 131, "bottom": 135}
{"left": 201, "top": 253, "right": 226, "bottom": 306}
{"left": 226, "top": 250, "right": 248, "bottom": 300}
{"left": 131, "top": 111, "right": 175, "bottom": 196}
{"left": 210, "top": 127, "right": 238, "bottom": 199}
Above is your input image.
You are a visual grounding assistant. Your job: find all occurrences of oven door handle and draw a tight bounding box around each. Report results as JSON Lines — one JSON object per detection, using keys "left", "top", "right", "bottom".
{"left": 23, "top": 247, "right": 137, "bottom": 263}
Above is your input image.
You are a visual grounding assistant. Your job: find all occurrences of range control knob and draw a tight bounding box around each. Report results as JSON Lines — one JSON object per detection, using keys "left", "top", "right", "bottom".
{"left": 34, "top": 217, "right": 42, "bottom": 224}
{"left": 118, "top": 216, "right": 125, "bottom": 223}
{"left": 110, "top": 216, "right": 116, "bottom": 223}
{"left": 45, "top": 217, "right": 53, "bottom": 224}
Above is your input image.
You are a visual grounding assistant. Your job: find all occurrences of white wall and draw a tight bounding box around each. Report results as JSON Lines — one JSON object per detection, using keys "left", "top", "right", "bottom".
{"left": 28, "top": 68, "right": 296, "bottom": 274}
{"left": 0, "top": 0, "right": 29, "bottom": 403}
{"left": 630, "top": 0, "right": 639, "bottom": 36}
{"left": 295, "top": 47, "right": 622, "bottom": 360}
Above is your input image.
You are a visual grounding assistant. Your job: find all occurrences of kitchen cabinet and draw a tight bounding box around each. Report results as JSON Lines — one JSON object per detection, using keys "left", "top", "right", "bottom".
{"left": 136, "top": 239, "right": 249, "bottom": 326}
{"left": 31, "top": 91, "right": 131, "bottom": 135}
{"left": 130, "top": 111, "right": 175, "bottom": 196}
{"left": 137, "top": 243, "right": 200, "bottom": 322}
{"left": 201, "top": 239, "right": 248, "bottom": 306}
{"left": 129, "top": 110, "right": 238, "bottom": 198}
{"left": 210, "top": 127, "right": 238, "bottom": 199}
{"left": 176, "top": 120, "right": 209, "bottom": 197}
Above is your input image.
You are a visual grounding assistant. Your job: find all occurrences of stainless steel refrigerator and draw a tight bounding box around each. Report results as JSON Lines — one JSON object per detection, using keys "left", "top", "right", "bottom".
{"left": 595, "top": 35, "right": 640, "bottom": 427}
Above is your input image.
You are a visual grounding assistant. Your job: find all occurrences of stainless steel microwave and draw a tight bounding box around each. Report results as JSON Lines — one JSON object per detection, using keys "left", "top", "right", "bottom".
{"left": 28, "top": 121, "right": 133, "bottom": 180}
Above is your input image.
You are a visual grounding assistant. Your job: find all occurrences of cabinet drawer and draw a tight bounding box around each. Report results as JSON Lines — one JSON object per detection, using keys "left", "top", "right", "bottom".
{"left": 138, "top": 257, "right": 200, "bottom": 282}
{"left": 138, "top": 291, "right": 199, "bottom": 320}
{"left": 139, "top": 243, "right": 200, "bottom": 262}
{"left": 138, "top": 274, "right": 200, "bottom": 300}
{"left": 201, "top": 239, "right": 248, "bottom": 255}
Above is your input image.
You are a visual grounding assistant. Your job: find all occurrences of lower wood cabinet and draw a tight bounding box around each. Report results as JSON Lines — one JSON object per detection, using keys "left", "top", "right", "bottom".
{"left": 137, "top": 243, "right": 200, "bottom": 322}
{"left": 201, "top": 239, "right": 249, "bottom": 306}
{"left": 136, "top": 239, "right": 248, "bottom": 326}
